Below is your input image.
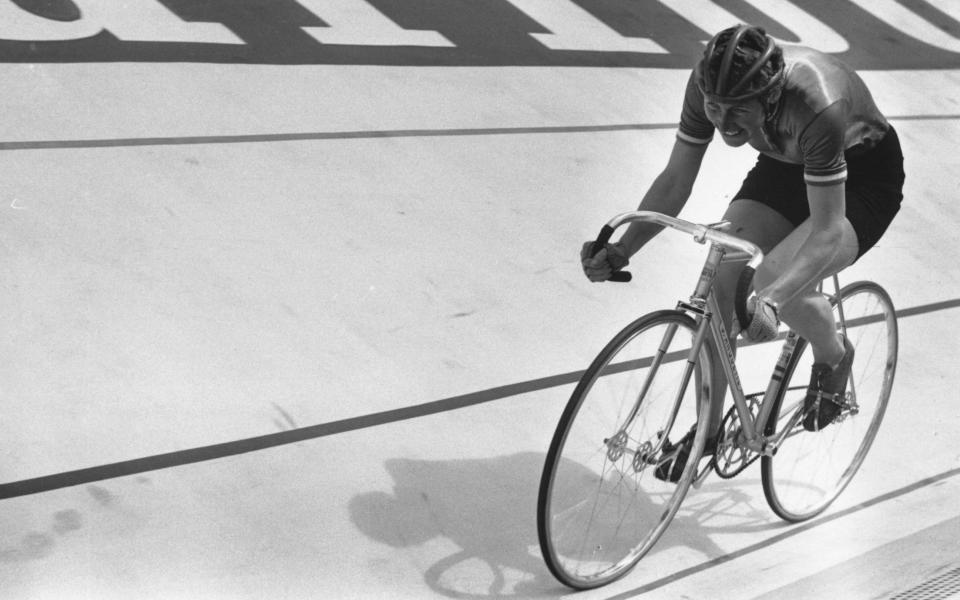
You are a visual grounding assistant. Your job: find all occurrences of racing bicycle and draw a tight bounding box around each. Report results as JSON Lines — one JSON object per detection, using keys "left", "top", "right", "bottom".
{"left": 536, "top": 210, "right": 897, "bottom": 589}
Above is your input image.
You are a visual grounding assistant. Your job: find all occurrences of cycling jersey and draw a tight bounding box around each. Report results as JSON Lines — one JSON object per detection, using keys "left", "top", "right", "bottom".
{"left": 678, "top": 45, "right": 890, "bottom": 187}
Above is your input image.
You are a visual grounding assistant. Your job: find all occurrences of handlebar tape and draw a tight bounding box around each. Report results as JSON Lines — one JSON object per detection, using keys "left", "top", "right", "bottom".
{"left": 591, "top": 225, "right": 632, "bottom": 282}
{"left": 734, "top": 265, "right": 755, "bottom": 329}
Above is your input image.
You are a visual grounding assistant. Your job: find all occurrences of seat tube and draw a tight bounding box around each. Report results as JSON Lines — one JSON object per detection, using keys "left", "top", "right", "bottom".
{"left": 756, "top": 330, "right": 802, "bottom": 436}
{"left": 832, "top": 274, "right": 848, "bottom": 338}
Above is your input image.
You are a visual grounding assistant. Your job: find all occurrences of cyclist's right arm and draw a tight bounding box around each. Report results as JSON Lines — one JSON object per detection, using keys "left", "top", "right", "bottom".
{"left": 581, "top": 137, "right": 709, "bottom": 282}
{"left": 617, "top": 138, "right": 709, "bottom": 257}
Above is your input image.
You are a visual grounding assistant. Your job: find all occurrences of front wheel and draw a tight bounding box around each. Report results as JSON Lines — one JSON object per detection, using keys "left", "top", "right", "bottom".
{"left": 762, "top": 281, "right": 897, "bottom": 522}
{"left": 537, "top": 310, "right": 714, "bottom": 589}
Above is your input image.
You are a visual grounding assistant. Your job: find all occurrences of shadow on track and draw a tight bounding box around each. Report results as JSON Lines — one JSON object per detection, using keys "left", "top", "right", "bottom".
{"left": 349, "top": 452, "right": 780, "bottom": 598}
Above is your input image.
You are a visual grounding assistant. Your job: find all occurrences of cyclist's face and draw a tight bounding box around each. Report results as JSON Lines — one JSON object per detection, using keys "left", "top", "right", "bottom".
{"left": 704, "top": 97, "right": 765, "bottom": 147}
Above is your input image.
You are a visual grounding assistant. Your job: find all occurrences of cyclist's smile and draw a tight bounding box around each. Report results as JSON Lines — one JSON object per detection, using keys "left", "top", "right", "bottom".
{"left": 704, "top": 97, "right": 765, "bottom": 147}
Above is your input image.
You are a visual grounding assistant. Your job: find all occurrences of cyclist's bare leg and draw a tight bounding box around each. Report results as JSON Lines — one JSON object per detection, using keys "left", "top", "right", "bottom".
{"left": 694, "top": 199, "right": 857, "bottom": 441}
{"left": 752, "top": 217, "right": 859, "bottom": 366}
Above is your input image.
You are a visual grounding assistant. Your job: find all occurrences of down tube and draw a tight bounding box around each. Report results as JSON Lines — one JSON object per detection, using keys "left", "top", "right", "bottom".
{"left": 705, "top": 294, "right": 757, "bottom": 439}
{"left": 668, "top": 314, "right": 714, "bottom": 437}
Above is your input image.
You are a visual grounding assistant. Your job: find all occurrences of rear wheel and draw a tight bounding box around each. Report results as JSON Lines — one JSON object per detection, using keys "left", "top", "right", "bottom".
{"left": 762, "top": 281, "right": 897, "bottom": 522}
{"left": 537, "top": 310, "right": 713, "bottom": 589}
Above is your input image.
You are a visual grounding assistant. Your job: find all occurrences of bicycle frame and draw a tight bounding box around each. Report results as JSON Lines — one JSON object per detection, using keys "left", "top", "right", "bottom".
{"left": 595, "top": 212, "right": 762, "bottom": 456}
{"left": 537, "top": 212, "right": 895, "bottom": 589}
{"left": 698, "top": 259, "right": 851, "bottom": 459}
{"left": 598, "top": 211, "right": 848, "bottom": 461}
{"left": 686, "top": 244, "right": 803, "bottom": 457}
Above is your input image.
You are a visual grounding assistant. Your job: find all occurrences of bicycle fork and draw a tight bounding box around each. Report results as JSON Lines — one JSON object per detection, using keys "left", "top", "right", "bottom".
{"left": 604, "top": 321, "right": 699, "bottom": 465}
{"left": 605, "top": 246, "right": 724, "bottom": 472}
{"left": 606, "top": 244, "right": 726, "bottom": 468}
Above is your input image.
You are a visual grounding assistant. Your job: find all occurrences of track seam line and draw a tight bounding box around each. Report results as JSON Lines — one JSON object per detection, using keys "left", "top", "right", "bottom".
{"left": 0, "top": 114, "right": 957, "bottom": 150}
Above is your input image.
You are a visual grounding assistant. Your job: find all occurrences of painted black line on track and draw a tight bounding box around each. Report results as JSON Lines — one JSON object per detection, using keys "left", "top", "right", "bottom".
{"left": 1, "top": 297, "right": 957, "bottom": 500}
{"left": 0, "top": 114, "right": 956, "bottom": 150}
{"left": 0, "top": 123, "right": 673, "bottom": 150}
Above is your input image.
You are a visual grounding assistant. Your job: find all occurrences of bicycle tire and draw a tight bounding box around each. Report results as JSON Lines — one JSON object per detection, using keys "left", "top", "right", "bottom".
{"left": 537, "top": 310, "right": 714, "bottom": 589}
{"left": 761, "top": 281, "right": 897, "bottom": 522}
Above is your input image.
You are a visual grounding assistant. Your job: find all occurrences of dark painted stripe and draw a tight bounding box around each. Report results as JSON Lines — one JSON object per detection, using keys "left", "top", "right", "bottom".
{"left": 0, "top": 123, "right": 674, "bottom": 151}
{"left": 0, "top": 372, "right": 583, "bottom": 499}
{"left": 0, "top": 114, "right": 956, "bottom": 151}
{"left": 0, "top": 295, "right": 955, "bottom": 499}
{"left": 604, "top": 465, "right": 960, "bottom": 599}
{"left": 894, "top": 297, "right": 960, "bottom": 318}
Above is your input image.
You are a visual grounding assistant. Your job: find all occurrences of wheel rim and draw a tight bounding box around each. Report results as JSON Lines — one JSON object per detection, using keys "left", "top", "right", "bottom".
{"left": 763, "top": 283, "right": 897, "bottom": 521}
{"left": 539, "top": 313, "right": 711, "bottom": 588}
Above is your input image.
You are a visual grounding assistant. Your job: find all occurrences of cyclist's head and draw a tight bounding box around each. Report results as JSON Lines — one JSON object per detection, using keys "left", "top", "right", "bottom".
{"left": 697, "top": 24, "right": 784, "bottom": 109}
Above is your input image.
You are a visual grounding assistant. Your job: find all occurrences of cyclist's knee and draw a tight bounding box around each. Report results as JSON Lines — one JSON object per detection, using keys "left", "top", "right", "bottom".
{"left": 753, "top": 262, "right": 779, "bottom": 291}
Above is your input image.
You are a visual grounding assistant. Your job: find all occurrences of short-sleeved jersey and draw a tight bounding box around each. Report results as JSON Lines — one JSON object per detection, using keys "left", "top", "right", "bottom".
{"left": 677, "top": 45, "right": 889, "bottom": 187}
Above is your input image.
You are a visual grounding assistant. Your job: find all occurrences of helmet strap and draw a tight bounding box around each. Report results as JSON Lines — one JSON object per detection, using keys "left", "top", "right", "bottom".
{"left": 762, "top": 82, "right": 784, "bottom": 121}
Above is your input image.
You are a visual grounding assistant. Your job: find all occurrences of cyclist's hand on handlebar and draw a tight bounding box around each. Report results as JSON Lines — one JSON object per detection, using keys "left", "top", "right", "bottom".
{"left": 743, "top": 296, "right": 780, "bottom": 342}
{"left": 580, "top": 241, "right": 630, "bottom": 282}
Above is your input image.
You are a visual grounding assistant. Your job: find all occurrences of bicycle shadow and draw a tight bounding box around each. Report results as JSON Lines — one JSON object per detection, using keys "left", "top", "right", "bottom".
{"left": 348, "top": 452, "right": 780, "bottom": 599}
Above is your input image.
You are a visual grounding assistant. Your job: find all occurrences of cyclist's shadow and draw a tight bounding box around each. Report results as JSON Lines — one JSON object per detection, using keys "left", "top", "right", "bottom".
{"left": 349, "top": 452, "right": 772, "bottom": 598}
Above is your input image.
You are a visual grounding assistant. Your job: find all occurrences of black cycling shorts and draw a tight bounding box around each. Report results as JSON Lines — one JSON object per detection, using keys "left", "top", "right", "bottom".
{"left": 732, "top": 125, "right": 905, "bottom": 259}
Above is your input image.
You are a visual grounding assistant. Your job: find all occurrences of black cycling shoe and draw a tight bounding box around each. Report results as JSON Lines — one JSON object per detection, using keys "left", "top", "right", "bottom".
{"left": 654, "top": 425, "right": 717, "bottom": 483}
{"left": 803, "top": 336, "right": 855, "bottom": 432}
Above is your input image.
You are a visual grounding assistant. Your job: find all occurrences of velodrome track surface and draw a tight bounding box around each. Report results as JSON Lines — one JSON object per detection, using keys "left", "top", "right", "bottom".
{"left": 1, "top": 2, "right": 960, "bottom": 599}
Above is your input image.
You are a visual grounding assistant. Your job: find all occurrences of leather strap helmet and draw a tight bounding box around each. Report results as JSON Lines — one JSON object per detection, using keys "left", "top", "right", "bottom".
{"left": 698, "top": 24, "right": 784, "bottom": 102}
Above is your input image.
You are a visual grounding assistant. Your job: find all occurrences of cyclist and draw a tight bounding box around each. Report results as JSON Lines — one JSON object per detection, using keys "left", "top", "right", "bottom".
{"left": 581, "top": 24, "right": 904, "bottom": 480}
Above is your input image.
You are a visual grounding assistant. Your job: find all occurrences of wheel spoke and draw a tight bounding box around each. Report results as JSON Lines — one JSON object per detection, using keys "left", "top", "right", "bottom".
{"left": 538, "top": 312, "right": 713, "bottom": 588}
{"left": 762, "top": 282, "right": 896, "bottom": 522}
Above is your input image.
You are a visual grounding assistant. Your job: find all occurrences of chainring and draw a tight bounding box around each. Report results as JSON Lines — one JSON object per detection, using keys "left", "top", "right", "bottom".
{"left": 712, "top": 394, "right": 764, "bottom": 479}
